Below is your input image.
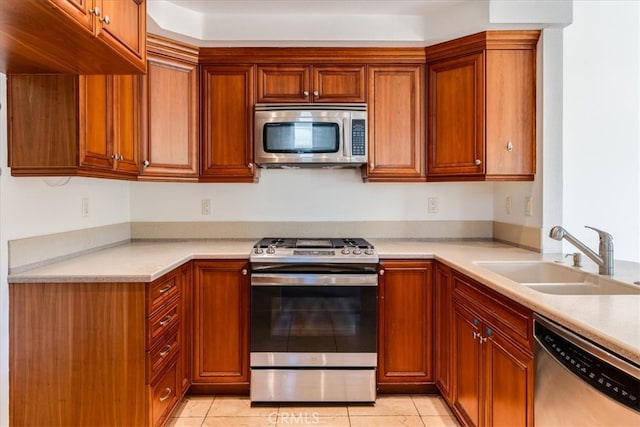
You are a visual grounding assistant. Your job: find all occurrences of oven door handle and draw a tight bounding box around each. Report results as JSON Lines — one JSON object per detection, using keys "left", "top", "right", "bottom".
{"left": 250, "top": 273, "right": 378, "bottom": 286}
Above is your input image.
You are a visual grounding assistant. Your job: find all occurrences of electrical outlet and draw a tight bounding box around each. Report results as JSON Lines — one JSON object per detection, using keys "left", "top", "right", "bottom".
{"left": 505, "top": 196, "right": 512, "bottom": 214}
{"left": 81, "top": 197, "right": 89, "bottom": 218}
{"left": 428, "top": 197, "right": 438, "bottom": 214}
{"left": 201, "top": 199, "right": 211, "bottom": 216}
{"left": 525, "top": 197, "right": 533, "bottom": 216}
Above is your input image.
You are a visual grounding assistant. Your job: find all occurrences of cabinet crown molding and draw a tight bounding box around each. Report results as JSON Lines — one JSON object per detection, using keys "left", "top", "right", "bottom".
{"left": 148, "top": 34, "right": 200, "bottom": 63}
{"left": 425, "top": 30, "right": 541, "bottom": 63}
{"left": 199, "top": 47, "right": 426, "bottom": 64}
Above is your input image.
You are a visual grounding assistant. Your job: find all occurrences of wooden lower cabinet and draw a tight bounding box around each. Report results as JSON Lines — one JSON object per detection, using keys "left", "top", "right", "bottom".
{"left": 451, "top": 272, "right": 534, "bottom": 427}
{"left": 435, "top": 262, "right": 454, "bottom": 403}
{"left": 377, "top": 260, "right": 434, "bottom": 392}
{"left": 9, "top": 265, "right": 192, "bottom": 427}
{"left": 192, "top": 260, "right": 250, "bottom": 393}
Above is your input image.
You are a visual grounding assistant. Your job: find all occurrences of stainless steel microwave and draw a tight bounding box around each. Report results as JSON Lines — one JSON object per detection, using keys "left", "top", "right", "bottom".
{"left": 254, "top": 103, "right": 367, "bottom": 167}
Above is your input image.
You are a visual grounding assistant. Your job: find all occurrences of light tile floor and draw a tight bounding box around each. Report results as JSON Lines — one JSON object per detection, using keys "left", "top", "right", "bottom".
{"left": 168, "top": 395, "right": 461, "bottom": 427}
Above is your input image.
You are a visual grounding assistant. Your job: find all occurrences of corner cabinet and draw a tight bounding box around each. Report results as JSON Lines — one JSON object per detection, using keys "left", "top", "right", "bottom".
{"left": 8, "top": 74, "right": 139, "bottom": 179}
{"left": 140, "top": 35, "right": 200, "bottom": 181}
{"left": 192, "top": 260, "right": 250, "bottom": 393}
{"left": 435, "top": 262, "right": 454, "bottom": 403}
{"left": 0, "top": 0, "right": 146, "bottom": 74}
{"left": 200, "top": 65, "right": 258, "bottom": 182}
{"left": 9, "top": 264, "right": 192, "bottom": 427}
{"left": 426, "top": 31, "right": 539, "bottom": 181}
{"left": 377, "top": 260, "right": 434, "bottom": 392}
{"left": 364, "top": 65, "right": 426, "bottom": 182}
{"left": 451, "top": 271, "right": 534, "bottom": 427}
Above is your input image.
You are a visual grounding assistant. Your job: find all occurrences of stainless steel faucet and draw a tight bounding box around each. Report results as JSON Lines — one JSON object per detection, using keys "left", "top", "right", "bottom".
{"left": 549, "top": 226, "right": 614, "bottom": 275}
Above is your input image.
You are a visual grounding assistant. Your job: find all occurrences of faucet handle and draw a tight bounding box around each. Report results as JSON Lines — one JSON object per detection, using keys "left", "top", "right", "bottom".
{"left": 585, "top": 226, "right": 614, "bottom": 245}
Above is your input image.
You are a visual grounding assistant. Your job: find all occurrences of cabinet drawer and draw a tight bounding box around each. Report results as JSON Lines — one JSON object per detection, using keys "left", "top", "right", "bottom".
{"left": 149, "top": 362, "right": 179, "bottom": 427}
{"left": 148, "top": 297, "right": 180, "bottom": 348}
{"left": 452, "top": 273, "right": 532, "bottom": 351}
{"left": 147, "top": 327, "right": 181, "bottom": 384}
{"left": 147, "top": 273, "right": 180, "bottom": 315}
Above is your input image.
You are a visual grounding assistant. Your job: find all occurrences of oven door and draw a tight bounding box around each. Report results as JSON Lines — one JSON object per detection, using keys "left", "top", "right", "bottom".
{"left": 250, "top": 273, "right": 377, "bottom": 368}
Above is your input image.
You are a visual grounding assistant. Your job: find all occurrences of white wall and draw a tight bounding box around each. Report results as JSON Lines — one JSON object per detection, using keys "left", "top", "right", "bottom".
{"left": 0, "top": 75, "right": 132, "bottom": 427}
{"left": 130, "top": 171, "right": 494, "bottom": 222}
{"left": 562, "top": 1, "right": 640, "bottom": 262}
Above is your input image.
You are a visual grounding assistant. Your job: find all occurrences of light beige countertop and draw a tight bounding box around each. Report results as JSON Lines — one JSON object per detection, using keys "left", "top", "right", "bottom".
{"left": 8, "top": 238, "right": 640, "bottom": 364}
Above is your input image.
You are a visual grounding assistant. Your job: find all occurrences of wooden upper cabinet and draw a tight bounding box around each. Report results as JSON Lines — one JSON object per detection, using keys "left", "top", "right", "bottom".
{"left": 8, "top": 74, "right": 139, "bottom": 179}
{"left": 0, "top": 0, "right": 146, "bottom": 74}
{"left": 140, "top": 35, "right": 200, "bottom": 181}
{"left": 97, "top": 0, "right": 147, "bottom": 65}
{"left": 426, "top": 31, "right": 539, "bottom": 181}
{"left": 378, "top": 260, "right": 434, "bottom": 391}
{"left": 200, "top": 65, "right": 257, "bottom": 182}
{"left": 256, "top": 64, "right": 365, "bottom": 103}
{"left": 365, "top": 65, "right": 426, "bottom": 182}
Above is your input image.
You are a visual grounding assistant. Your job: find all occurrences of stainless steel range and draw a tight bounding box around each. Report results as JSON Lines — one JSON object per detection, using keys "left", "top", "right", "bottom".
{"left": 250, "top": 238, "right": 379, "bottom": 403}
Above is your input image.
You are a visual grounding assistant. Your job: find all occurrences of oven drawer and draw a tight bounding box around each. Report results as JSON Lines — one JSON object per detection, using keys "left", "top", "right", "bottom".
{"left": 250, "top": 369, "right": 376, "bottom": 402}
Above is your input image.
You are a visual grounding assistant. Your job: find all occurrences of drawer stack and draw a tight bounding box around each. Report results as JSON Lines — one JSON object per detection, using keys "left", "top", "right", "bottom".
{"left": 146, "top": 270, "right": 182, "bottom": 427}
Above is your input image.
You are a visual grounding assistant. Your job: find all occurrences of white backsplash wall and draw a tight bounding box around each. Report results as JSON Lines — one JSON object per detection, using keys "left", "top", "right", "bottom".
{"left": 130, "top": 169, "right": 495, "bottom": 222}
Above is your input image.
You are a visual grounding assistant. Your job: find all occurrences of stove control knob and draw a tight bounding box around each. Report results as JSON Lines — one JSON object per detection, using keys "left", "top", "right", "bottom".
{"left": 364, "top": 246, "right": 374, "bottom": 255}
{"left": 254, "top": 247, "right": 264, "bottom": 254}
{"left": 352, "top": 248, "right": 362, "bottom": 255}
{"left": 266, "top": 245, "right": 276, "bottom": 254}
{"left": 341, "top": 247, "right": 350, "bottom": 255}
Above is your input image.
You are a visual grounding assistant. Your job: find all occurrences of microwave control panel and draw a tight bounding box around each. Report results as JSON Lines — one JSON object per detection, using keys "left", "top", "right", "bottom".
{"left": 352, "top": 119, "right": 366, "bottom": 156}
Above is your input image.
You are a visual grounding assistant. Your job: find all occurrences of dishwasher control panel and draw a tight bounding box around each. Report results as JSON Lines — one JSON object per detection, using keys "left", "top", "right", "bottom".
{"left": 535, "top": 321, "right": 640, "bottom": 412}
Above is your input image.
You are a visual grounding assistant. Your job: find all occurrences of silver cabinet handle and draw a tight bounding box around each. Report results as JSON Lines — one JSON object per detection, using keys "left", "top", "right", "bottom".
{"left": 506, "top": 140, "right": 513, "bottom": 151}
{"left": 248, "top": 163, "right": 253, "bottom": 169}
{"left": 242, "top": 269, "right": 248, "bottom": 276}
{"left": 159, "top": 314, "right": 173, "bottom": 327}
{"left": 158, "top": 284, "right": 172, "bottom": 294}
{"left": 475, "top": 159, "right": 482, "bottom": 166}
{"left": 111, "top": 154, "right": 117, "bottom": 160}
{"left": 159, "top": 344, "right": 172, "bottom": 357}
{"left": 143, "top": 160, "right": 150, "bottom": 167}
{"left": 119, "top": 154, "right": 124, "bottom": 161}
{"left": 473, "top": 331, "right": 480, "bottom": 340}
{"left": 100, "top": 15, "right": 110, "bottom": 25}
{"left": 303, "top": 91, "right": 309, "bottom": 97}
{"left": 313, "top": 91, "right": 319, "bottom": 97}
{"left": 90, "top": 7, "right": 101, "bottom": 16}
{"left": 158, "top": 388, "right": 172, "bottom": 402}
{"left": 379, "top": 270, "right": 385, "bottom": 276}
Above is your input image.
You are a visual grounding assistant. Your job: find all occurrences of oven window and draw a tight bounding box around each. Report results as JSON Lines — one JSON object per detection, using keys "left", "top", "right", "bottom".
{"left": 263, "top": 122, "right": 340, "bottom": 153}
{"left": 251, "top": 286, "right": 377, "bottom": 353}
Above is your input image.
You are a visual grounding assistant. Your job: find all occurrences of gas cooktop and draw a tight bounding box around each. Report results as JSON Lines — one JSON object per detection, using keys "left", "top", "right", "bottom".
{"left": 251, "top": 237, "right": 378, "bottom": 263}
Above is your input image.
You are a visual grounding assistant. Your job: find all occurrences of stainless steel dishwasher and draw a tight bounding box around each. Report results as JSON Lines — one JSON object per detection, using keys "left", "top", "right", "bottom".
{"left": 534, "top": 315, "right": 639, "bottom": 426}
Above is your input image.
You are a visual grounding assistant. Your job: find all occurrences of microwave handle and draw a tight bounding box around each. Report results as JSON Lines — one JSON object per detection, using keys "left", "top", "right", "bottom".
{"left": 343, "top": 117, "right": 351, "bottom": 157}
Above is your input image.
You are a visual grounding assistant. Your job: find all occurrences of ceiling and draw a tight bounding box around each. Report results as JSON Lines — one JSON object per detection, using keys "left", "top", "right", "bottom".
{"left": 163, "top": 0, "right": 461, "bottom": 16}
{"left": 147, "top": 0, "right": 570, "bottom": 47}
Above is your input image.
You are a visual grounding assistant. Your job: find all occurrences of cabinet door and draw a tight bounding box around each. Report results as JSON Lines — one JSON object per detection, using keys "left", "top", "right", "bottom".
{"left": 201, "top": 65, "right": 256, "bottom": 182}
{"left": 96, "top": 0, "right": 146, "bottom": 64}
{"left": 366, "top": 65, "right": 425, "bottom": 181}
{"left": 79, "top": 74, "right": 112, "bottom": 170}
{"left": 192, "top": 260, "right": 249, "bottom": 386}
{"left": 256, "top": 65, "right": 311, "bottom": 103}
{"left": 378, "top": 260, "right": 433, "bottom": 387}
{"left": 485, "top": 50, "right": 536, "bottom": 178}
{"left": 453, "top": 301, "right": 483, "bottom": 427}
{"left": 140, "top": 54, "right": 199, "bottom": 179}
{"left": 435, "top": 263, "right": 453, "bottom": 403}
{"left": 427, "top": 53, "right": 484, "bottom": 177}
{"left": 484, "top": 324, "right": 533, "bottom": 427}
{"left": 313, "top": 65, "right": 366, "bottom": 102}
{"left": 111, "top": 74, "right": 139, "bottom": 175}
{"left": 49, "top": 0, "right": 95, "bottom": 32}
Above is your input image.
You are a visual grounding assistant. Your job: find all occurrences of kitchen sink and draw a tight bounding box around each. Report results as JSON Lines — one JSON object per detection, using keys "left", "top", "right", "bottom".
{"left": 473, "top": 261, "right": 640, "bottom": 295}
